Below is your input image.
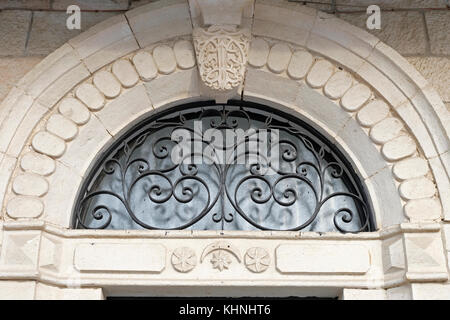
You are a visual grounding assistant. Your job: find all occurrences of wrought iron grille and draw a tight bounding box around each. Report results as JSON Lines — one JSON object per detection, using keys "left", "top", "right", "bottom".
{"left": 74, "top": 101, "right": 375, "bottom": 233}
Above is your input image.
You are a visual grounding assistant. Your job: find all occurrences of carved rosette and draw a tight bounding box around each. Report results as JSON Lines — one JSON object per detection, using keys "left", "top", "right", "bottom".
{"left": 193, "top": 25, "right": 250, "bottom": 91}
{"left": 171, "top": 247, "right": 197, "bottom": 273}
{"left": 244, "top": 247, "right": 270, "bottom": 273}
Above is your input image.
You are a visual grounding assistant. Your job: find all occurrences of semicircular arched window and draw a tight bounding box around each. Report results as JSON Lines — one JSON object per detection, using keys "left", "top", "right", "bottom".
{"left": 73, "top": 101, "right": 375, "bottom": 233}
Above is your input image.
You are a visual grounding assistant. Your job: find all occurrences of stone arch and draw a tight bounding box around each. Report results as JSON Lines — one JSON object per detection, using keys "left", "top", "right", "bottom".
{"left": 0, "top": 0, "right": 448, "bottom": 232}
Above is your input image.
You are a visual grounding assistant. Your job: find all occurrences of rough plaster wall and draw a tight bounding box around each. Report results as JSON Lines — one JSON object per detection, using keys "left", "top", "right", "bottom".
{"left": 0, "top": 0, "right": 449, "bottom": 111}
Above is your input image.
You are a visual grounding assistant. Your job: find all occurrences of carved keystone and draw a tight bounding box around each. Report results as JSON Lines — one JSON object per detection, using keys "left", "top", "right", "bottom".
{"left": 189, "top": 0, "right": 252, "bottom": 102}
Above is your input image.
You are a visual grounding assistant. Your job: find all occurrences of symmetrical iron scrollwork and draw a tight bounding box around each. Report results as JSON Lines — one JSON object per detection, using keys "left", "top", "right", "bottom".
{"left": 74, "top": 101, "right": 374, "bottom": 233}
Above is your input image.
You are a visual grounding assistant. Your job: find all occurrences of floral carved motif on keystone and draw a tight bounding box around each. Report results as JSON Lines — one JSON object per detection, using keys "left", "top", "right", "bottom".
{"left": 244, "top": 247, "right": 270, "bottom": 273}
{"left": 171, "top": 247, "right": 197, "bottom": 273}
{"left": 193, "top": 26, "right": 250, "bottom": 91}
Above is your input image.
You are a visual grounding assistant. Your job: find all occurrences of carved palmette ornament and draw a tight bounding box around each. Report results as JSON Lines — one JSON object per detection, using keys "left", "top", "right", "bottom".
{"left": 193, "top": 25, "right": 250, "bottom": 91}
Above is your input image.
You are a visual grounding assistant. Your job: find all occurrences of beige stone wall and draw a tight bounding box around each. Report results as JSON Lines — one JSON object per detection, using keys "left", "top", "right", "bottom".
{"left": 1, "top": 0, "right": 448, "bottom": 111}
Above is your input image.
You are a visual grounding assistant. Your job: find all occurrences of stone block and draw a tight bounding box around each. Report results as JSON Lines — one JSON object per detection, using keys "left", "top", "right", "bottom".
{"left": 69, "top": 15, "right": 139, "bottom": 72}
{"left": 364, "top": 167, "right": 404, "bottom": 227}
{"left": 404, "top": 232, "right": 448, "bottom": 282}
{"left": 42, "top": 161, "right": 81, "bottom": 227}
{"left": 59, "top": 114, "right": 111, "bottom": 177}
{"left": 52, "top": 0, "right": 128, "bottom": 10}
{"left": 5, "top": 102, "right": 48, "bottom": 158}
{"left": 425, "top": 11, "right": 450, "bottom": 56}
{"left": 407, "top": 57, "right": 450, "bottom": 103}
{"left": 0, "top": 57, "right": 42, "bottom": 102}
{"left": 0, "top": 231, "right": 41, "bottom": 271}
{"left": 126, "top": 0, "right": 192, "bottom": 48}
{"left": 96, "top": 84, "right": 152, "bottom": 136}
{"left": 342, "top": 288, "right": 387, "bottom": 300}
{"left": 0, "top": 10, "right": 31, "bottom": 56}
{"left": 276, "top": 244, "right": 370, "bottom": 274}
{"left": 411, "top": 283, "right": 450, "bottom": 300}
{"left": 339, "top": 11, "right": 427, "bottom": 55}
{"left": 336, "top": 0, "right": 447, "bottom": 10}
{"left": 0, "top": 281, "right": 36, "bottom": 300}
{"left": 145, "top": 69, "right": 202, "bottom": 109}
{"left": 74, "top": 243, "right": 166, "bottom": 272}
{"left": 35, "top": 283, "right": 104, "bottom": 300}
{"left": 356, "top": 62, "right": 408, "bottom": 108}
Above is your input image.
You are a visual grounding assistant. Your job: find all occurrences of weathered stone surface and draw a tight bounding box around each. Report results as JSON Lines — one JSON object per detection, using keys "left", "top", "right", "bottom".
{"left": 93, "top": 71, "right": 121, "bottom": 99}
{"left": 36, "top": 63, "right": 90, "bottom": 110}
{"left": 58, "top": 98, "right": 90, "bottom": 125}
{"left": 59, "top": 115, "right": 111, "bottom": 176}
{"left": 46, "top": 114, "right": 78, "bottom": 141}
{"left": 287, "top": 51, "right": 313, "bottom": 80}
{"left": 400, "top": 178, "right": 436, "bottom": 200}
{"left": 370, "top": 117, "right": 403, "bottom": 144}
{"left": 0, "top": 92, "right": 35, "bottom": 154}
{"left": 407, "top": 57, "right": 450, "bottom": 103}
{"left": 307, "top": 33, "right": 366, "bottom": 73}
{"left": 132, "top": 51, "right": 158, "bottom": 81}
{"left": 382, "top": 135, "right": 417, "bottom": 161}
{"left": 112, "top": 59, "right": 139, "bottom": 88}
{"left": 153, "top": 45, "right": 177, "bottom": 75}
{"left": 96, "top": 85, "right": 151, "bottom": 136}
{"left": 248, "top": 38, "right": 270, "bottom": 68}
{"left": 52, "top": 0, "right": 129, "bottom": 10}
{"left": 336, "top": 0, "right": 447, "bottom": 10}
{"left": 145, "top": 69, "right": 200, "bottom": 109}
{"left": 0, "top": 10, "right": 31, "bottom": 56}
{"left": 337, "top": 117, "right": 388, "bottom": 178}
{"left": 411, "top": 283, "right": 450, "bottom": 300}
{"left": 306, "top": 59, "right": 334, "bottom": 88}
{"left": 74, "top": 243, "right": 166, "bottom": 272}
{"left": 18, "top": 45, "right": 81, "bottom": 100}
{"left": 20, "top": 152, "right": 55, "bottom": 176}
{"left": 324, "top": 71, "right": 352, "bottom": 100}
{"left": 42, "top": 161, "right": 81, "bottom": 227}
{"left": 5, "top": 102, "right": 48, "bottom": 158}
{"left": 393, "top": 157, "right": 429, "bottom": 181}
{"left": 35, "top": 283, "right": 104, "bottom": 300}
{"left": 68, "top": 14, "right": 138, "bottom": 73}
{"left": 357, "top": 100, "right": 389, "bottom": 127}
{"left": 0, "top": 57, "right": 42, "bottom": 102}
{"left": 342, "top": 289, "right": 387, "bottom": 300}
{"left": 267, "top": 43, "right": 292, "bottom": 74}
{"left": 12, "top": 173, "right": 49, "bottom": 197}
{"left": 0, "top": 281, "right": 36, "bottom": 299}
{"left": 341, "top": 84, "right": 371, "bottom": 112}
{"left": 357, "top": 62, "right": 408, "bottom": 108}
{"left": 126, "top": 1, "right": 192, "bottom": 48}
{"left": 173, "top": 40, "right": 196, "bottom": 70}
{"left": 27, "top": 11, "right": 119, "bottom": 56}
{"left": 276, "top": 244, "right": 370, "bottom": 274}
{"left": 425, "top": 11, "right": 450, "bottom": 56}
{"left": 31, "top": 131, "right": 66, "bottom": 158}
{"left": 0, "top": 0, "right": 50, "bottom": 9}
{"left": 76, "top": 83, "right": 105, "bottom": 111}
{"left": 339, "top": 11, "right": 427, "bottom": 55}
{"left": 6, "top": 196, "right": 44, "bottom": 219}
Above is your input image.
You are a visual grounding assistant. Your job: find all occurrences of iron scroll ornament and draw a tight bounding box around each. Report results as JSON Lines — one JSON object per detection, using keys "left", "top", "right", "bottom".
{"left": 74, "top": 101, "right": 375, "bottom": 233}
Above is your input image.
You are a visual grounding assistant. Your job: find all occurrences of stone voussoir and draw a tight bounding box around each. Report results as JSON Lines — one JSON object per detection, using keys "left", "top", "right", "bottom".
{"left": 132, "top": 51, "right": 158, "bottom": 81}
